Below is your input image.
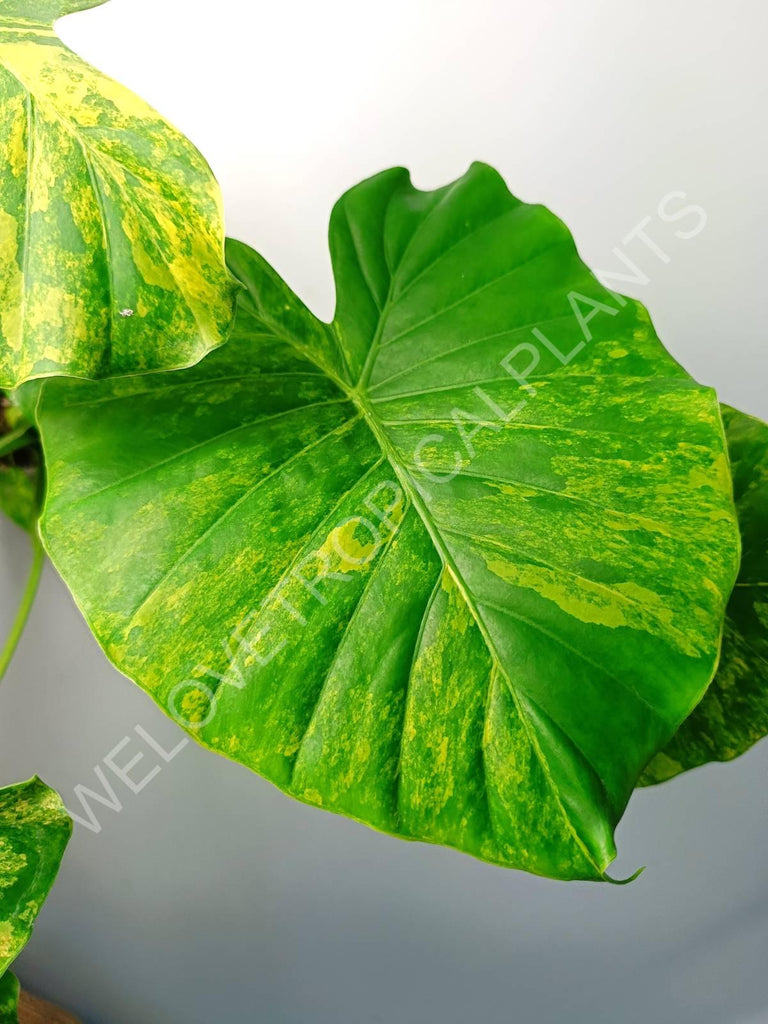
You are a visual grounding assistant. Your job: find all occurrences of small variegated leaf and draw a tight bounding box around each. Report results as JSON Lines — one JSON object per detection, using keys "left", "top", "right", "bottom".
{"left": 36, "top": 164, "right": 740, "bottom": 880}
{"left": 0, "top": 778, "right": 71, "bottom": 977}
{"left": 0, "top": 972, "right": 18, "bottom": 1024}
{"left": 642, "top": 406, "right": 768, "bottom": 783}
{"left": 0, "top": 0, "right": 237, "bottom": 388}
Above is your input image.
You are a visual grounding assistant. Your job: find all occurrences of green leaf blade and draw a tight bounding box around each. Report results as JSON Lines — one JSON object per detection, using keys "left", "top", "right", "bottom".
{"left": 37, "top": 165, "right": 740, "bottom": 879}
{"left": 0, "top": 778, "right": 71, "bottom": 977}
{"left": 0, "top": 971, "right": 18, "bottom": 1024}
{"left": 0, "top": 0, "right": 237, "bottom": 388}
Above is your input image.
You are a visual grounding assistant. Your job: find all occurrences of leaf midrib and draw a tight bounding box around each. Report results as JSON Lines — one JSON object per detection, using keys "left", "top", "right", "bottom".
{"left": 217, "top": 227, "right": 613, "bottom": 870}
{"left": 322, "top": 269, "right": 610, "bottom": 873}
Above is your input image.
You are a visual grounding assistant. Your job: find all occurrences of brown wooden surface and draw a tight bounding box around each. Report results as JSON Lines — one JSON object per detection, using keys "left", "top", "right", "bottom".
{"left": 18, "top": 991, "right": 81, "bottom": 1024}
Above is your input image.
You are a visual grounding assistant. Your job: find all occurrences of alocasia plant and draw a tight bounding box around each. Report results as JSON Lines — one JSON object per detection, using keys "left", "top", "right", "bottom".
{"left": 32, "top": 164, "right": 744, "bottom": 880}
{"left": 0, "top": 2, "right": 767, "bottom": 1011}
{"left": 0, "top": 0, "right": 237, "bottom": 389}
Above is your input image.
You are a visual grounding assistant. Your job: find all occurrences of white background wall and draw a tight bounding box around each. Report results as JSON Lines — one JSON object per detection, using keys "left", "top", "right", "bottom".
{"left": 1, "top": 1, "right": 767, "bottom": 1021}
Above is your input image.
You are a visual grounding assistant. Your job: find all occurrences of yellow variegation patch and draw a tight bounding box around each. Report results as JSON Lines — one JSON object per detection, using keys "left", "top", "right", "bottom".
{"left": 0, "top": 0, "right": 237, "bottom": 388}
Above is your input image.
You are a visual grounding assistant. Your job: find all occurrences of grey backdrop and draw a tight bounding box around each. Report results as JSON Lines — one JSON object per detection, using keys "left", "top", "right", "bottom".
{"left": 1, "top": 0, "right": 767, "bottom": 1021}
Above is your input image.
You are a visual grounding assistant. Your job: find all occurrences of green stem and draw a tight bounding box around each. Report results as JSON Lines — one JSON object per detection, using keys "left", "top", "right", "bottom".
{"left": 0, "top": 426, "right": 33, "bottom": 458}
{"left": 0, "top": 533, "right": 45, "bottom": 680}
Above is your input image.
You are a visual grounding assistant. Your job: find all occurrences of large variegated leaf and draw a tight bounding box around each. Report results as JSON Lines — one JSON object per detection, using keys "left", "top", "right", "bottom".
{"left": 642, "top": 406, "right": 768, "bottom": 783}
{"left": 36, "top": 164, "right": 740, "bottom": 880}
{"left": 0, "top": 972, "right": 17, "bottom": 1024}
{"left": 0, "top": 0, "right": 237, "bottom": 388}
{"left": 0, "top": 778, "right": 71, "bottom": 976}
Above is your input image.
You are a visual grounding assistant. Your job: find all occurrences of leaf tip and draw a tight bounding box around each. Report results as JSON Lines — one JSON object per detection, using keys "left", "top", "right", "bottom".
{"left": 602, "top": 865, "right": 645, "bottom": 885}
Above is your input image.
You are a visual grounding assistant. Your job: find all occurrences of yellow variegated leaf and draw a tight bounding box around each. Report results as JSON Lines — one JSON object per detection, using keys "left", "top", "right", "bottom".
{"left": 37, "top": 165, "right": 741, "bottom": 880}
{"left": 0, "top": 778, "right": 71, "bottom": 977}
{"left": 0, "top": 0, "right": 237, "bottom": 388}
{"left": 0, "top": 971, "right": 18, "bottom": 1023}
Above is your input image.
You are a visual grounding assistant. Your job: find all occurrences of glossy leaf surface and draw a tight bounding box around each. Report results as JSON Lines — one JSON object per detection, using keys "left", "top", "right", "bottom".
{"left": 0, "top": 778, "right": 71, "bottom": 976}
{"left": 643, "top": 406, "right": 768, "bottom": 783}
{"left": 37, "top": 165, "right": 740, "bottom": 879}
{"left": 0, "top": 0, "right": 236, "bottom": 388}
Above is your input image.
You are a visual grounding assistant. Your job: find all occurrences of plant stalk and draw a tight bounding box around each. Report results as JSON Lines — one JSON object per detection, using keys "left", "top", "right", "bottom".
{"left": 0, "top": 533, "right": 45, "bottom": 681}
{"left": 0, "top": 426, "right": 34, "bottom": 459}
